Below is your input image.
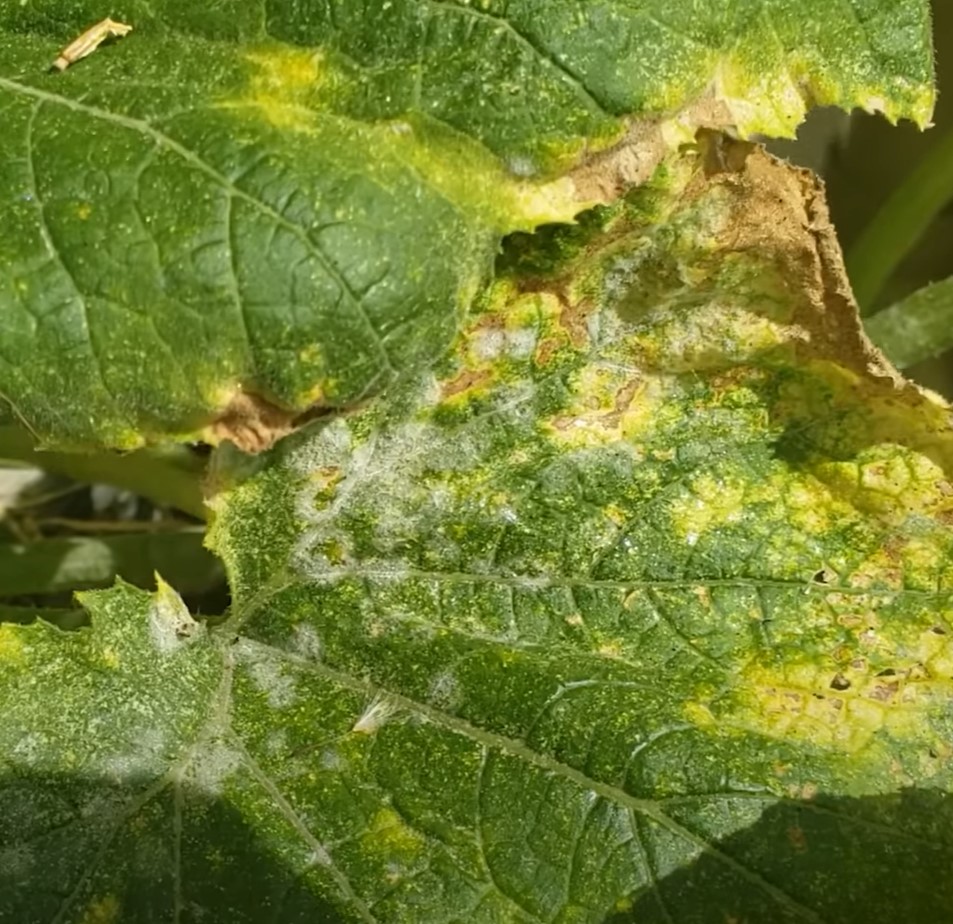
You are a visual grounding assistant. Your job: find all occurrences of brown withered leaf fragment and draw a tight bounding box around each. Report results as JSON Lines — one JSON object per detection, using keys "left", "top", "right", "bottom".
{"left": 571, "top": 97, "right": 736, "bottom": 203}
{"left": 207, "top": 391, "right": 295, "bottom": 454}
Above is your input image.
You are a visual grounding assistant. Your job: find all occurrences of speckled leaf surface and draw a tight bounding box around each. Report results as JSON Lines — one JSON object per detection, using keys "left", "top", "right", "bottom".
{"left": 5, "top": 139, "right": 953, "bottom": 923}
{"left": 0, "top": 0, "right": 935, "bottom": 449}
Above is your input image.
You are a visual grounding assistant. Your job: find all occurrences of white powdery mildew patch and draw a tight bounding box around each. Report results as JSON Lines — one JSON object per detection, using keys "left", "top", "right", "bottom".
{"left": 236, "top": 640, "right": 299, "bottom": 709}
{"left": 10, "top": 731, "right": 46, "bottom": 765}
{"left": 289, "top": 408, "right": 473, "bottom": 583}
{"left": 320, "top": 747, "right": 345, "bottom": 771}
{"left": 79, "top": 790, "right": 129, "bottom": 826}
{"left": 507, "top": 154, "right": 537, "bottom": 177}
{"left": 427, "top": 671, "right": 461, "bottom": 710}
{"left": 99, "top": 726, "right": 169, "bottom": 781}
{"left": 283, "top": 370, "right": 546, "bottom": 611}
{"left": 471, "top": 328, "right": 538, "bottom": 361}
{"left": 290, "top": 623, "right": 322, "bottom": 661}
{"left": 189, "top": 739, "right": 243, "bottom": 796}
{"left": 265, "top": 729, "right": 288, "bottom": 755}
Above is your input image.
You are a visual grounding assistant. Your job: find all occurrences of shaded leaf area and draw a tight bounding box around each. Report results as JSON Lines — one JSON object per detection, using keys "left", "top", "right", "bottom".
{"left": 3, "top": 587, "right": 953, "bottom": 923}
{"left": 7, "top": 141, "right": 953, "bottom": 921}
{"left": 0, "top": 0, "right": 934, "bottom": 449}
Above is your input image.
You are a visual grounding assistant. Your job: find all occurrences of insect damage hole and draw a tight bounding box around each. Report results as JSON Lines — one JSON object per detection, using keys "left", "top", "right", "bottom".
{"left": 52, "top": 18, "right": 132, "bottom": 72}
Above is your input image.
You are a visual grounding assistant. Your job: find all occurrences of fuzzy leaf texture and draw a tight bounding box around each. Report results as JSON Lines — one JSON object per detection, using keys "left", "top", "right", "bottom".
{"left": 0, "top": 0, "right": 935, "bottom": 448}
{"left": 6, "top": 132, "right": 953, "bottom": 921}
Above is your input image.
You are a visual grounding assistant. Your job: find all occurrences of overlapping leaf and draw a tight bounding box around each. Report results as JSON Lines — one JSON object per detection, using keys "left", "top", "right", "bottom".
{"left": 0, "top": 0, "right": 934, "bottom": 448}
{"left": 5, "top": 138, "right": 953, "bottom": 922}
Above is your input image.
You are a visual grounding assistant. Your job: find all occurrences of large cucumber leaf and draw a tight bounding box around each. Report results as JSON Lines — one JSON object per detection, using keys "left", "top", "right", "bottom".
{"left": 4, "top": 138, "right": 953, "bottom": 922}
{"left": 0, "top": 0, "right": 934, "bottom": 449}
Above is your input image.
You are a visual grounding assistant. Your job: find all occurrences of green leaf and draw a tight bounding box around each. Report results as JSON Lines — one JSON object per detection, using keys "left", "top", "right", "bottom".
{"left": 864, "top": 276, "right": 953, "bottom": 369}
{"left": 6, "top": 139, "right": 953, "bottom": 922}
{"left": 0, "top": 0, "right": 935, "bottom": 449}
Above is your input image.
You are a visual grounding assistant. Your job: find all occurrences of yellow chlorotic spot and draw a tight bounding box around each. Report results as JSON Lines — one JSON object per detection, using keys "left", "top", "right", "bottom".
{"left": 0, "top": 626, "right": 25, "bottom": 664}
{"left": 310, "top": 465, "right": 343, "bottom": 495}
{"left": 817, "top": 446, "right": 950, "bottom": 522}
{"left": 100, "top": 646, "right": 120, "bottom": 669}
{"left": 860, "top": 85, "right": 934, "bottom": 130}
{"left": 226, "top": 46, "right": 328, "bottom": 133}
{"left": 859, "top": 453, "right": 913, "bottom": 497}
{"left": 76, "top": 202, "right": 92, "bottom": 220}
{"left": 898, "top": 536, "right": 947, "bottom": 586}
{"left": 361, "top": 808, "right": 425, "bottom": 859}
{"left": 775, "top": 477, "right": 844, "bottom": 536}
{"left": 247, "top": 47, "right": 325, "bottom": 91}
{"left": 683, "top": 701, "right": 716, "bottom": 729}
{"left": 668, "top": 473, "right": 746, "bottom": 543}
{"left": 381, "top": 118, "right": 583, "bottom": 231}
{"left": 79, "top": 895, "right": 120, "bottom": 924}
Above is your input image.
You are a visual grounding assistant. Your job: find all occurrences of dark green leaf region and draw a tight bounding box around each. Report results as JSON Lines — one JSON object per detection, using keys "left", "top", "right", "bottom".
{"left": 0, "top": 0, "right": 935, "bottom": 448}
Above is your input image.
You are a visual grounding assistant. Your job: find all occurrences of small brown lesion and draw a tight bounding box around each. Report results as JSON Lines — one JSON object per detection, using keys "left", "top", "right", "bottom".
{"left": 869, "top": 680, "right": 901, "bottom": 703}
{"left": 440, "top": 367, "right": 494, "bottom": 400}
{"left": 602, "top": 377, "right": 644, "bottom": 427}
{"left": 558, "top": 295, "right": 595, "bottom": 349}
{"left": 533, "top": 334, "right": 568, "bottom": 367}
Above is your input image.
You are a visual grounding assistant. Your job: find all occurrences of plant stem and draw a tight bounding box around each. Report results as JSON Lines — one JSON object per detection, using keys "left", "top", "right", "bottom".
{"left": 0, "top": 425, "right": 207, "bottom": 520}
{"left": 846, "top": 123, "right": 953, "bottom": 314}
{"left": 864, "top": 276, "right": 953, "bottom": 369}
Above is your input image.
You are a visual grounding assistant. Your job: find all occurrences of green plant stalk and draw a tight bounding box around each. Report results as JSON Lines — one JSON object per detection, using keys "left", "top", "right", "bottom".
{"left": 0, "top": 529, "right": 222, "bottom": 598}
{"left": 864, "top": 276, "right": 953, "bottom": 369}
{"left": 0, "top": 425, "right": 207, "bottom": 520}
{"left": 846, "top": 122, "right": 953, "bottom": 313}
